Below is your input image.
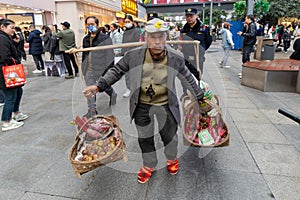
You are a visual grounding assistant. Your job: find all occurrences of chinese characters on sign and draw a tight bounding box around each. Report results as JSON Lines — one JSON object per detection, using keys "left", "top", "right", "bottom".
{"left": 122, "top": 0, "right": 137, "bottom": 16}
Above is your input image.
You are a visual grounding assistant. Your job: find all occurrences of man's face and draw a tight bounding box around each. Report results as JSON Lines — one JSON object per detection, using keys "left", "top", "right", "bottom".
{"left": 146, "top": 32, "right": 167, "bottom": 55}
{"left": 86, "top": 18, "right": 98, "bottom": 28}
{"left": 245, "top": 17, "right": 251, "bottom": 24}
{"left": 186, "top": 14, "right": 197, "bottom": 26}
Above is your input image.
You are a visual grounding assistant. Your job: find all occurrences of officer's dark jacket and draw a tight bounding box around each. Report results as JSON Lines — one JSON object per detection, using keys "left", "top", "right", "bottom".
{"left": 181, "top": 19, "right": 212, "bottom": 50}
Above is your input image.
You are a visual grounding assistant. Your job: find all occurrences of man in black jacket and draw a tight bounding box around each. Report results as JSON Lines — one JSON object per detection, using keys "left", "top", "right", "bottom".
{"left": 81, "top": 16, "right": 117, "bottom": 118}
{"left": 238, "top": 15, "right": 257, "bottom": 64}
{"left": 181, "top": 8, "right": 212, "bottom": 77}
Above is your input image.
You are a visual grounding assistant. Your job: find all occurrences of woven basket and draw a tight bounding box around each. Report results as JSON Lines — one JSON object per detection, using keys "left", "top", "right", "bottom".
{"left": 68, "top": 115, "right": 126, "bottom": 178}
{"left": 181, "top": 95, "right": 230, "bottom": 148}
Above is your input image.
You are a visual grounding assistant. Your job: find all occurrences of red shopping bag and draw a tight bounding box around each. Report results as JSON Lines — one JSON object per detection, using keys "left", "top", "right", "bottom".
{"left": 2, "top": 60, "right": 26, "bottom": 88}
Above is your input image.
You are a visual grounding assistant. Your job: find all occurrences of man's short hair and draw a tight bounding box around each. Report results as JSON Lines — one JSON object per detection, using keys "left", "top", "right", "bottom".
{"left": 246, "top": 15, "right": 254, "bottom": 22}
{"left": 85, "top": 16, "right": 99, "bottom": 26}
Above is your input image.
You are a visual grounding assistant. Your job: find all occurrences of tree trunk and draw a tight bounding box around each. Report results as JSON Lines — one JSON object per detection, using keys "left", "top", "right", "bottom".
{"left": 247, "top": 0, "right": 254, "bottom": 15}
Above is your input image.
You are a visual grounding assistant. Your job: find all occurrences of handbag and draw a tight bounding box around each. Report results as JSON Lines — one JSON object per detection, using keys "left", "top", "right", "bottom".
{"left": 2, "top": 59, "right": 26, "bottom": 88}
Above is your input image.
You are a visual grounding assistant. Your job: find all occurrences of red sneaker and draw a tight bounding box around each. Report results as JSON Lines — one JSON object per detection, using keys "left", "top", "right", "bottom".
{"left": 137, "top": 166, "right": 155, "bottom": 184}
{"left": 167, "top": 158, "right": 179, "bottom": 175}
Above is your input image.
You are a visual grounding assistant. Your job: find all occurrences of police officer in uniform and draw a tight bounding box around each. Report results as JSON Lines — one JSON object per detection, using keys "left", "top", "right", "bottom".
{"left": 181, "top": 8, "right": 212, "bottom": 78}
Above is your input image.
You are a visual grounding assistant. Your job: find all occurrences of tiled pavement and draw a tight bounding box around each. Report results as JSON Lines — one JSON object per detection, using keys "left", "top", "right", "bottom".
{"left": 0, "top": 40, "right": 299, "bottom": 200}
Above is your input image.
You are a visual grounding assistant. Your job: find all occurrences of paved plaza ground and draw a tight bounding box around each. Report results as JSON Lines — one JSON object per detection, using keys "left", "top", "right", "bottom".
{"left": 0, "top": 40, "right": 299, "bottom": 200}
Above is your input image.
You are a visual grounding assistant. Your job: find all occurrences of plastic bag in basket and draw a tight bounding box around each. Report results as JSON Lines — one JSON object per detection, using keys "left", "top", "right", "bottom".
{"left": 182, "top": 81, "right": 230, "bottom": 147}
{"left": 68, "top": 115, "right": 126, "bottom": 178}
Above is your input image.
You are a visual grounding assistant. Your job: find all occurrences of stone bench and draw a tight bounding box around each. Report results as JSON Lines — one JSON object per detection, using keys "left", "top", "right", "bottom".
{"left": 241, "top": 59, "right": 300, "bottom": 93}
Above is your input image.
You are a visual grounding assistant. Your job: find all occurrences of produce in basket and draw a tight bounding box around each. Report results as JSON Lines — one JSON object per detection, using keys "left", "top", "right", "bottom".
{"left": 76, "top": 134, "right": 120, "bottom": 161}
{"left": 73, "top": 116, "right": 121, "bottom": 161}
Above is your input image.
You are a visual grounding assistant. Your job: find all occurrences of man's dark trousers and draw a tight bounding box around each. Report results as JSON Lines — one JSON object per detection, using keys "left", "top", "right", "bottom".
{"left": 134, "top": 103, "right": 178, "bottom": 168}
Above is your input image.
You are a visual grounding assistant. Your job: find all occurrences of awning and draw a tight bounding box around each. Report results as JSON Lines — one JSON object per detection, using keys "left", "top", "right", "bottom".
{"left": 116, "top": 12, "right": 146, "bottom": 23}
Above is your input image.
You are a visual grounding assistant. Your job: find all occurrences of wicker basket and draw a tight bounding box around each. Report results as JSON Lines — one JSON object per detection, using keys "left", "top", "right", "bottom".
{"left": 181, "top": 95, "right": 230, "bottom": 148}
{"left": 68, "top": 115, "right": 126, "bottom": 178}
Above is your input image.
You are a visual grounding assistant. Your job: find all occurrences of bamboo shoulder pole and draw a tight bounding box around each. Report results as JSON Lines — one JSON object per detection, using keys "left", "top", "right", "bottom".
{"left": 68, "top": 40, "right": 201, "bottom": 87}
{"left": 66, "top": 40, "right": 200, "bottom": 53}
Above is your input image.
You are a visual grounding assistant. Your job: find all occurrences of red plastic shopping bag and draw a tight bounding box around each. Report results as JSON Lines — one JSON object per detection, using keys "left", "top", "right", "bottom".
{"left": 2, "top": 60, "right": 26, "bottom": 88}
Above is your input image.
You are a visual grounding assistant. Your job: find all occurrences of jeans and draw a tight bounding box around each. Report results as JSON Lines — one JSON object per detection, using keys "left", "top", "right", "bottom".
{"left": 222, "top": 47, "right": 231, "bottom": 66}
{"left": 1, "top": 87, "right": 23, "bottom": 121}
{"left": 32, "top": 54, "right": 44, "bottom": 70}
{"left": 0, "top": 90, "right": 5, "bottom": 103}
{"left": 242, "top": 45, "right": 254, "bottom": 63}
{"left": 134, "top": 103, "right": 178, "bottom": 168}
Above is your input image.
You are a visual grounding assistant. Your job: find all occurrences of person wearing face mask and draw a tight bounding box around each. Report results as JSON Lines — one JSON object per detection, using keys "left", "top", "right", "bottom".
{"left": 81, "top": 16, "right": 117, "bottom": 119}
{"left": 121, "top": 15, "right": 141, "bottom": 98}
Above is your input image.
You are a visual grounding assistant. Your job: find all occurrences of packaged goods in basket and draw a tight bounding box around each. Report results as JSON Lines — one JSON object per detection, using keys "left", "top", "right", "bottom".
{"left": 184, "top": 105, "right": 229, "bottom": 146}
{"left": 68, "top": 115, "right": 126, "bottom": 178}
{"left": 182, "top": 81, "right": 230, "bottom": 147}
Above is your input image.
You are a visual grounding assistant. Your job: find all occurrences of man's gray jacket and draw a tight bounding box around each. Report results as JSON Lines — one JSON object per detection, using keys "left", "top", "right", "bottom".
{"left": 96, "top": 45, "right": 204, "bottom": 125}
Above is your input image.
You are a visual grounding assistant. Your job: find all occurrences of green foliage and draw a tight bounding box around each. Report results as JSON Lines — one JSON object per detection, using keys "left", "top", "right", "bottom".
{"left": 254, "top": 0, "right": 270, "bottom": 18}
{"left": 200, "top": 8, "right": 227, "bottom": 25}
{"left": 268, "top": 0, "right": 300, "bottom": 19}
{"left": 233, "top": 0, "right": 247, "bottom": 18}
{"left": 233, "top": 0, "right": 270, "bottom": 20}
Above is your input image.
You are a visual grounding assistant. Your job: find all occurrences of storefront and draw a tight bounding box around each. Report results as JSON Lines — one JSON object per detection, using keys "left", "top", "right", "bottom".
{"left": 0, "top": 2, "right": 55, "bottom": 30}
{"left": 116, "top": 0, "right": 146, "bottom": 28}
{"left": 55, "top": 0, "right": 121, "bottom": 46}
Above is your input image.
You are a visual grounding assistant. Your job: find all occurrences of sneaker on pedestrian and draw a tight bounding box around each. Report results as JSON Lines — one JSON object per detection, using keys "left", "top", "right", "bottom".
{"left": 137, "top": 166, "right": 155, "bottom": 184}
{"left": 223, "top": 65, "right": 231, "bottom": 68}
{"left": 123, "top": 89, "right": 131, "bottom": 98}
{"left": 109, "top": 91, "right": 117, "bottom": 106}
{"left": 65, "top": 75, "right": 74, "bottom": 79}
{"left": 167, "top": 158, "right": 179, "bottom": 175}
{"left": 238, "top": 72, "right": 242, "bottom": 79}
{"left": 32, "top": 69, "right": 42, "bottom": 74}
{"left": 218, "top": 61, "right": 223, "bottom": 68}
{"left": 13, "top": 112, "right": 29, "bottom": 122}
{"left": 2, "top": 120, "right": 24, "bottom": 132}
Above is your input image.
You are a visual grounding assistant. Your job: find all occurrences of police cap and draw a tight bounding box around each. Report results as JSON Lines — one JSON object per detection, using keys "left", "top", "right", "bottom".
{"left": 185, "top": 8, "right": 197, "bottom": 15}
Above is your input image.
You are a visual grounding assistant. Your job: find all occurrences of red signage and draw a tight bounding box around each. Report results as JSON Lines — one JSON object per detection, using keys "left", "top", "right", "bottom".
{"left": 153, "top": 0, "right": 236, "bottom": 4}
